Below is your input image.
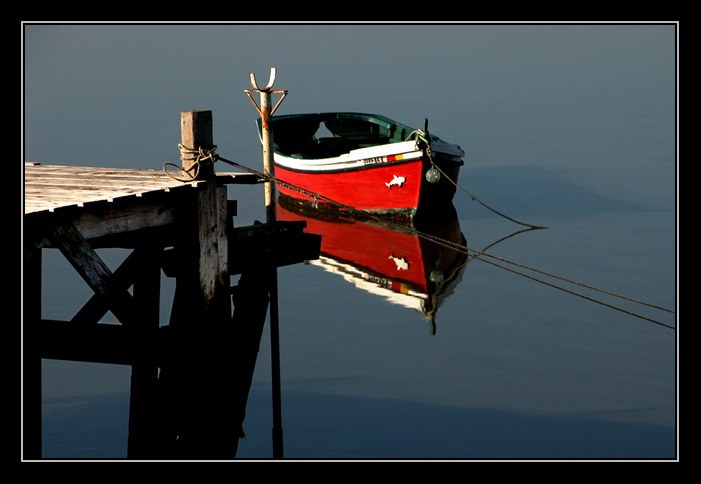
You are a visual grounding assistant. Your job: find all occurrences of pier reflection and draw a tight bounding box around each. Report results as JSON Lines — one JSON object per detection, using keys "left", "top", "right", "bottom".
{"left": 277, "top": 196, "right": 469, "bottom": 334}
{"left": 130, "top": 199, "right": 470, "bottom": 459}
{"left": 152, "top": 269, "right": 272, "bottom": 459}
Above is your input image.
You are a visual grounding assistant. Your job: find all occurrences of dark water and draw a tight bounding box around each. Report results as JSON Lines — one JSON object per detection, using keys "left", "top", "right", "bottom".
{"left": 25, "top": 23, "right": 677, "bottom": 460}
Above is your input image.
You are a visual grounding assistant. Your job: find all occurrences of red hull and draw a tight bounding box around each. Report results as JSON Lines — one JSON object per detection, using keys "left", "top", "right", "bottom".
{"left": 276, "top": 159, "right": 423, "bottom": 214}
{"left": 275, "top": 157, "right": 460, "bottom": 216}
{"left": 262, "top": 112, "right": 464, "bottom": 215}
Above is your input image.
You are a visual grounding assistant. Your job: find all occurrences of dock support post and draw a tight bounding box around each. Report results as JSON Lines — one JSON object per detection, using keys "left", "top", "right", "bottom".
{"left": 159, "top": 110, "right": 234, "bottom": 458}
{"left": 127, "top": 246, "right": 161, "bottom": 459}
{"left": 178, "top": 110, "right": 229, "bottom": 317}
{"left": 22, "top": 247, "right": 42, "bottom": 459}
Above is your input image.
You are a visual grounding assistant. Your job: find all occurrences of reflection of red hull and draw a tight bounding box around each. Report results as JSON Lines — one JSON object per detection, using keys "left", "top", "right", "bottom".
{"left": 277, "top": 197, "right": 467, "bottom": 329}
{"left": 281, "top": 196, "right": 430, "bottom": 291}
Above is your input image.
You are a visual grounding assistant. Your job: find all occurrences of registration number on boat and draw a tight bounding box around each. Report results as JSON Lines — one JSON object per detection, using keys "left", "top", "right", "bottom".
{"left": 361, "top": 153, "right": 407, "bottom": 165}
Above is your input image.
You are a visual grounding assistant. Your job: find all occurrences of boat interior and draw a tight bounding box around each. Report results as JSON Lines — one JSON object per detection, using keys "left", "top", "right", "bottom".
{"left": 262, "top": 112, "right": 432, "bottom": 159}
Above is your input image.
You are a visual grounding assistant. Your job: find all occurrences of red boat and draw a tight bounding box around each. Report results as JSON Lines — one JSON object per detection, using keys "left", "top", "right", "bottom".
{"left": 259, "top": 112, "right": 464, "bottom": 217}
{"left": 277, "top": 197, "right": 468, "bottom": 333}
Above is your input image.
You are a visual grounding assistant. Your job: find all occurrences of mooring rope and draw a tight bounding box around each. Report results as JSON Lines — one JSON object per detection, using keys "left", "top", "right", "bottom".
{"left": 430, "top": 161, "right": 548, "bottom": 230}
{"left": 205, "top": 153, "right": 675, "bottom": 330}
{"left": 163, "top": 144, "right": 218, "bottom": 182}
{"left": 407, "top": 129, "right": 547, "bottom": 230}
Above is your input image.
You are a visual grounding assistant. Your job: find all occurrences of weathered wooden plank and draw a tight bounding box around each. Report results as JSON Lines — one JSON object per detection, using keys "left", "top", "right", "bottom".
{"left": 25, "top": 174, "right": 257, "bottom": 197}
{"left": 24, "top": 187, "right": 181, "bottom": 214}
{"left": 27, "top": 197, "right": 178, "bottom": 249}
{"left": 71, "top": 198, "right": 177, "bottom": 243}
{"left": 24, "top": 163, "right": 260, "bottom": 215}
{"left": 25, "top": 163, "right": 174, "bottom": 179}
{"left": 24, "top": 163, "right": 260, "bottom": 182}
{"left": 23, "top": 163, "right": 202, "bottom": 214}
{"left": 25, "top": 178, "right": 186, "bottom": 190}
{"left": 215, "top": 171, "right": 264, "bottom": 185}
{"left": 25, "top": 186, "right": 156, "bottom": 204}
{"left": 197, "top": 184, "right": 229, "bottom": 310}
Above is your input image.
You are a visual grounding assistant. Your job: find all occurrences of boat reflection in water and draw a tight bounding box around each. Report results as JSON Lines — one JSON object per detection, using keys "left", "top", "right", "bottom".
{"left": 277, "top": 195, "right": 468, "bottom": 334}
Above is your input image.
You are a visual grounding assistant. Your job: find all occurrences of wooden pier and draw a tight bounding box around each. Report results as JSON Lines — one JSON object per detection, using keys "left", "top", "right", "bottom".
{"left": 22, "top": 110, "right": 321, "bottom": 459}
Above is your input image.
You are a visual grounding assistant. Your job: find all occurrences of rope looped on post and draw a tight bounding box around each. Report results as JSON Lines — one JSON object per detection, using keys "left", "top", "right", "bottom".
{"left": 163, "top": 144, "right": 218, "bottom": 182}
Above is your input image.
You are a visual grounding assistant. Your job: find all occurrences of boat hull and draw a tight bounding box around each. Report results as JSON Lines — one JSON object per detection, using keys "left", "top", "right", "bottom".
{"left": 274, "top": 150, "right": 461, "bottom": 216}
{"left": 261, "top": 112, "right": 464, "bottom": 216}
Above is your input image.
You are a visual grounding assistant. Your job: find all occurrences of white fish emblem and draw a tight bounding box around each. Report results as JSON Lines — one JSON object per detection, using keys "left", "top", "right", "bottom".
{"left": 385, "top": 175, "right": 406, "bottom": 189}
{"left": 389, "top": 254, "right": 409, "bottom": 270}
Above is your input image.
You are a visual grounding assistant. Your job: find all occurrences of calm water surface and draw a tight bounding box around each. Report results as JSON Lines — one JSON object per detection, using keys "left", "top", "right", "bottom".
{"left": 25, "top": 23, "right": 677, "bottom": 459}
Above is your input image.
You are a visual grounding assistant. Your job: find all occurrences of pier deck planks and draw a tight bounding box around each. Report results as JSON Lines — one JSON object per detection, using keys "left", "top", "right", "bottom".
{"left": 24, "top": 162, "right": 260, "bottom": 215}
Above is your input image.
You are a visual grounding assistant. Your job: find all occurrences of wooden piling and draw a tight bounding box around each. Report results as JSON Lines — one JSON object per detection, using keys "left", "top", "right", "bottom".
{"left": 22, "top": 247, "right": 42, "bottom": 459}
{"left": 180, "top": 110, "right": 215, "bottom": 181}
{"left": 177, "top": 110, "right": 230, "bottom": 319}
{"left": 158, "top": 110, "right": 235, "bottom": 457}
{"left": 127, "top": 246, "right": 162, "bottom": 458}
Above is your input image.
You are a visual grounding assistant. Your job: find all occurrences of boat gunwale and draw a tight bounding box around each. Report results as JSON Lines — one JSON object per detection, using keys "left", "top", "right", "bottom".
{"left": 260, "top": 111, "right": 465, "bottom": 163}
{"left": 273, "top": 141, "right": 462, "bottom": 174}
{"left": 274, "top": 142, "right": 423, "bottom": 173}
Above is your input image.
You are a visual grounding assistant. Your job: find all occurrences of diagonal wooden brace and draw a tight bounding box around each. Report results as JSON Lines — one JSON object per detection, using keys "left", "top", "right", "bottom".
{"left": 70, "top": 249, "right": 141, "bottom": 326}
{"left": 47, "top": 220, "right": 138, "bottom": 326}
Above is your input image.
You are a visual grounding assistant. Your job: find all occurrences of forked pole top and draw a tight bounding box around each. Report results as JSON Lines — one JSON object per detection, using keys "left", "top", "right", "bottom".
{"left": 249, "top": 67, "right": 277, "bottom": 92}
{"left": 244, "top": 67, "right": 288, "bottom": 116}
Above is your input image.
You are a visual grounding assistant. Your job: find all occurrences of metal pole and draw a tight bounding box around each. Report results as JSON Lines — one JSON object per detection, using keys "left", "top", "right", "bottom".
{"left": 260, "top": 88, "right": 276, "bottom": 223}
{"left": 245, "top": 68, "right": 287, "bottom": 458}
{"left": 268, "top": 268, "right": 283, "bottom": 458}
{"left": 245, "top": 69, "right": 287, "bottom": 223}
